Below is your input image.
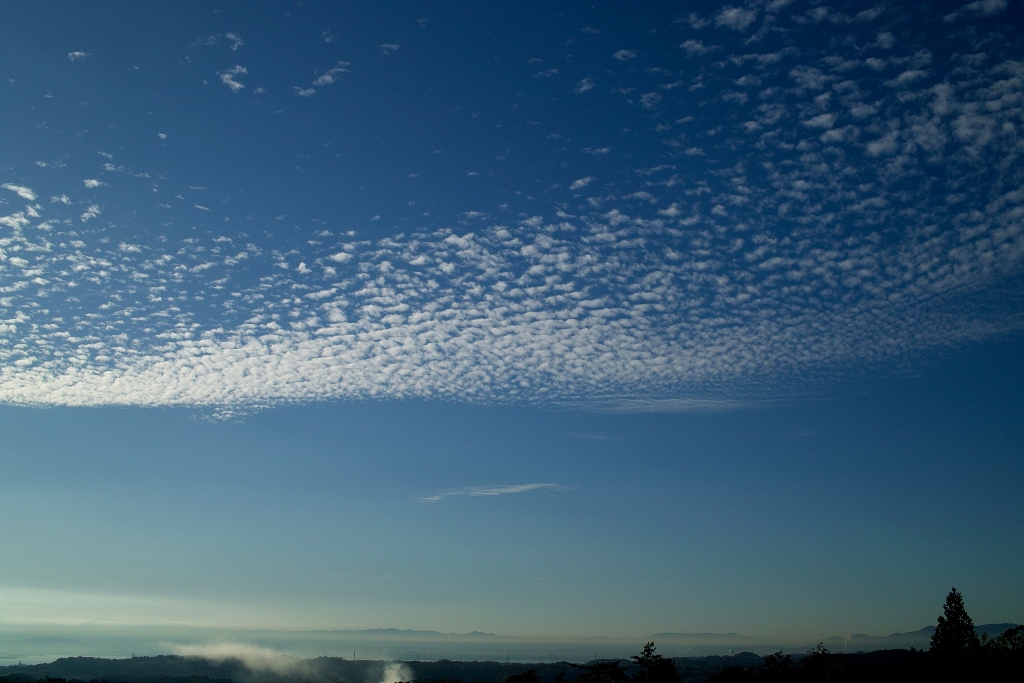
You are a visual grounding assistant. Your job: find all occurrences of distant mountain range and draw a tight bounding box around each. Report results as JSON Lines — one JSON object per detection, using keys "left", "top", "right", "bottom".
{"left": 303, "top": 629, "right": 501, "bottom": 639}
{"left": 649, "top": 632, "right": 769, "bottom": 645}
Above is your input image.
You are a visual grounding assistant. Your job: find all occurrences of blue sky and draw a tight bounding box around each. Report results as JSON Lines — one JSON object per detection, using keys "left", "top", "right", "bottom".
{"left": 1, "top": 0, "right": 1023, "bottom": 644}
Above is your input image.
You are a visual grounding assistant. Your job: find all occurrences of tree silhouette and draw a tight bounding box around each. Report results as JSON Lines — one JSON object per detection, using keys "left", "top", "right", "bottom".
{"left": 571, "top": 660, "right": 629, "bottom": 683}
{"left": 930, "top": 587, "right": 980, "bottom": 654}
{"left": 759, "top": 651, "right": 792, "bottom": 680}
{"left": 630, "top": 643, "right": 679, "bottom": 683}
{"left": 989, "top": 625, "right": 1024, "bottom": 651}
{"left": 799, "top": 642, "right": 847, "bottom": 680}
{"left": 505, "top": 670, "right": 540, "bottom": 683}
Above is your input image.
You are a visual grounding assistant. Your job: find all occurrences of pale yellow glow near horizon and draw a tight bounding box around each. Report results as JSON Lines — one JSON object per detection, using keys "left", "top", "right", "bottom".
{"left": 0, "top": 584, "right": 331, "bottom": 630}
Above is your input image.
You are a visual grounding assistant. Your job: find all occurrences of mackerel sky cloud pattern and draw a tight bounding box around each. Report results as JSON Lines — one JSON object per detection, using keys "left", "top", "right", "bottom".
{"left": 1, "top": 1, "right": 1022, "bottom": 415}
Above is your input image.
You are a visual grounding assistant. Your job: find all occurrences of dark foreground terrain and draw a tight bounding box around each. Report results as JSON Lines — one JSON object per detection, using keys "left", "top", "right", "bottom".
{"left": 1, "top": 643, "right": 1023, "bottom": 683}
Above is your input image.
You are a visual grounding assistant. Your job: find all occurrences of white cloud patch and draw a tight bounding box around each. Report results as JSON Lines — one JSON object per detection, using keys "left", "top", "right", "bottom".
{"left": 219, "top": 65, "right": 247, "bottom": 92}
{"left": 416, "top": 483, "right": 568, "bottom": 503}
{"left": 0, "top": 213, "right": 30, "bottom": 230}
{"left": 886, "top": 69, "right": 929, "bottom": 87}
{"left": 80, "top": 204, "right": 100, "bottom": 222}
{"left": 569, "top": 177, "right": 594, "bottom": 190}
{"left": 640, "top": 92, "right": 662, "bottom": 109}
{"left": 875, "top": 32, "right": 895, "bottom": 49}
{"left": 67, "top": 51, "right": 90, "bottom": 61}
{"left": 803, "top": 112, "right": 837, "bottom": 129}
{"left": 381, "top": 663, "right": 413, "bottom": 683}
{"left": 680, "top": 40, "right": 713, "bottom": 56}
{"left": 716, "top": 6, "right": 759, "bottom": 31}
{"left": 944, "top": 0, "right": 1007, "bottom": 22}
{"left": 174, "top": 644, "right": 302, "bottom": 675}
{"left": 83, "top": 179, "right": 102, "bottom": 188}
{"left": 613, "top": 49, "right": 637, "bottom": 61}
{"left": 2, "top": 184, "right": 37, "bottom": 201}
{"left": 574, "top": 77, "right": 595, "bottom": 94}
{"left": 312, "top": 62, "right": 351, "bottom": 87}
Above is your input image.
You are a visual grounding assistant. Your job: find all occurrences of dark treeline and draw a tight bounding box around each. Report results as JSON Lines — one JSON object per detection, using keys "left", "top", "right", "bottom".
{"left": 0, "top": 658, "right": 248, "bottom": 682}
{"left": 700, "top": 587, "right": 1024, "bottom": 681}
{"left": 0, "top": 678, "right": 232, "bottom": 683}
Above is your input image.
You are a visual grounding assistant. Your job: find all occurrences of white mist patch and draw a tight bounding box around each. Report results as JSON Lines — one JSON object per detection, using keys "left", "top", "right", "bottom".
{"left": 380, "top": 662, "right": 413, "bottom": 683}
{"left": 174, "top": 643, "right": 302, "bottom": 675}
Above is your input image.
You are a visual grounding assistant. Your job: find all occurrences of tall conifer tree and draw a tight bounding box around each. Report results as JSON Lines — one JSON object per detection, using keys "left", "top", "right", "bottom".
{"left": 930, "top": 587, "right": 981, "bottom": 654}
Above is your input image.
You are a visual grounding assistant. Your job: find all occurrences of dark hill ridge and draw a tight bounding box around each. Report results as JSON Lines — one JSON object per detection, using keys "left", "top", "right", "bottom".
{"left": 0, "top": 623, "right": 1018, "bottom": 676}
{"left": 819, "top": 623, "right": 1019, "bottom": 652}
{"left": 0, "top": 656, "right": 572, "bottom": 683}
{"left": 4, "top": 649, "right": 1024, "bottom": 683}
{"left": 0, "top": 653, "right": 772, "bottom": 683}
{"left": 0, "top": 657, "right": 252, "bottom": 682}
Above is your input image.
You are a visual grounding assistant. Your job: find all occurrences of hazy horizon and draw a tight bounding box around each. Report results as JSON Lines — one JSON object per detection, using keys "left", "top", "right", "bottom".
{"left": 0, "top": 591, "right": 1018, "bottom": 658}
{"left": 2, "top": 618, "right": 1018, "bottom": 665}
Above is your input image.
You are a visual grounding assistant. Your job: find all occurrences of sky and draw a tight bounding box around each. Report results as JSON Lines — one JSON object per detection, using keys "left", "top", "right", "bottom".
{"left": 0, "top": 0, "right": 1023, "bottom": 649}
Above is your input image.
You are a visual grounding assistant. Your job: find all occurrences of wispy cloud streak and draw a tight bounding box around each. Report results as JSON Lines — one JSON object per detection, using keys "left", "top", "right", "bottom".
{"left": 416, "top": 483, "right": 568, "bottom": 503}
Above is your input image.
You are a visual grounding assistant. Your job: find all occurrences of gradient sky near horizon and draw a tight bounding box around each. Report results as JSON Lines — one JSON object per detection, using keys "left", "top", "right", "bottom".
{"left": 1, "top": 0, "right": 1023, "bottom": 643}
